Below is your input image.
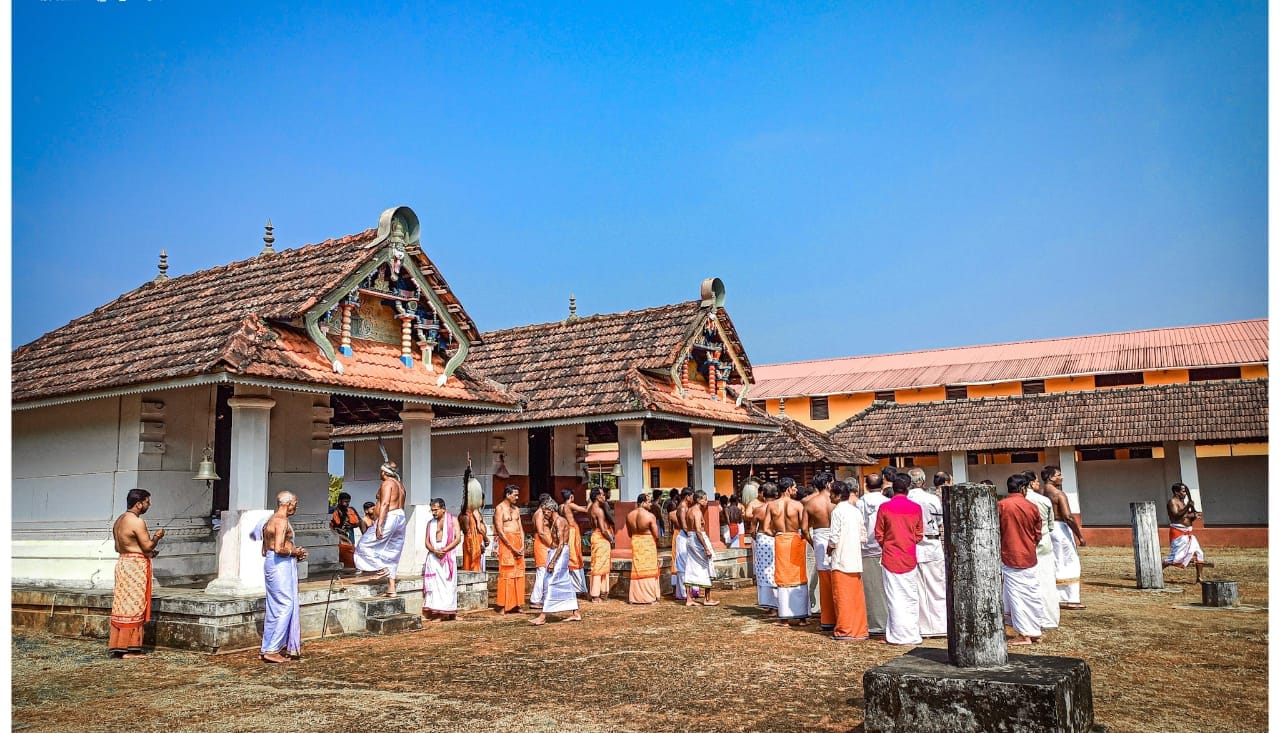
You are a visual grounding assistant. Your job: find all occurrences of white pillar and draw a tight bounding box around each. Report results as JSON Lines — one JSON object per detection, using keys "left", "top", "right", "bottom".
{"left": 616, "top": 420, "right": 645, "bottom": 501}
{"left": 398, "top": 409, "right": 434, "bottom": 579}
{"left": 1058, "top": 445, "right": 1081, "bottom": 515}
{"left": 942, "top": 450, "right": 969, "bottom": 484}
{"left": 1167, "top": 440, "right": 1203, "bottom": 512}
{"left": 690, "top": 427, "right": 716, "bottom": 495}
{"left": 207, "top": 395, "right": 275, "bottom": 595}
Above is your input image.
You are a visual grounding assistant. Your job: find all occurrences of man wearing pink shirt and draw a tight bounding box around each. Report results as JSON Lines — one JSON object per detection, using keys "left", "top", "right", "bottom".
{"left": 874, "top": 472, "right": 924, "bottom": 645}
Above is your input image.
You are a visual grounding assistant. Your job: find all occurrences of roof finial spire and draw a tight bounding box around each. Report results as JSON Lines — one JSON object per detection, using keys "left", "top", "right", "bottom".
{"left": 566, "top": 293, "right": 579, "bottom": 322}
{"left": 260, "top": 219, "right": 276, "bottom": 256}
{"left": 154, "top": 249, "right": 169, "bottom": 282}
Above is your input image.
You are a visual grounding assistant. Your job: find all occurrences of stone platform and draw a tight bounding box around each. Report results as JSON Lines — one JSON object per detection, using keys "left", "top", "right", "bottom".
{"left": 863, "top": 647, "right": 1100, "bottom": 733}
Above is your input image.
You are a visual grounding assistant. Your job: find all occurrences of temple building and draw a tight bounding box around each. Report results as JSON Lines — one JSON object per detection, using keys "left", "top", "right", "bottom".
{"left": 713, "top": 414, "right": 874, "bottom": 487}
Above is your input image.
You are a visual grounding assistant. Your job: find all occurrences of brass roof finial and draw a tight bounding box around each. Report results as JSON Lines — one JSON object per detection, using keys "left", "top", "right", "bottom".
{"left": 260, "top": 219, "right": 276, "bottom": 256}
{"left": 155, "top": 249, "right": 169, "bottom": 282}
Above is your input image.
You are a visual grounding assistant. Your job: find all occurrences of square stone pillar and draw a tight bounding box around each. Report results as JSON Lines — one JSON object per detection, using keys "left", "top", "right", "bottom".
{"left": 616, "top": 420, "right": 645, "bottom": 500}
{"left": 398, "top": 409, "right": 434, "bottom": 579}
{"left": 1163, "top": 440, "right": 1203, "bottom": 511}
{"left": 690, "top": 427, "right": 716, "bottom": 495}
{"left": 941, "top": 450, "right": 969, "bottom": 484}
{"left": 1058, "top": 445, "right": 1081, "bottom": 515}
{"left": 206, "top": 395, "right": 275, "bottom": 595}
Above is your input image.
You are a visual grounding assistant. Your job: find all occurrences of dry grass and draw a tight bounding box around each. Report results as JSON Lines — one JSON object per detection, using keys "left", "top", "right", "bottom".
{"left": 11, "top": 547, "right": 1267, "bottom": 732}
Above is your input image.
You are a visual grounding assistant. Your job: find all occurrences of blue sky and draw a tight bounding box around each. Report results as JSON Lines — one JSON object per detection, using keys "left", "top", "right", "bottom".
{"left": 12, "top": 1, "right": 1267, "bottom": 364}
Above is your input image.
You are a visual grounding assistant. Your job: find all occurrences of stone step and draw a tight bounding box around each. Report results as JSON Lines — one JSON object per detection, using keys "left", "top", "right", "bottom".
{"left": 366, "top": 613, "right": 422, "bottom": 634}
{"left": 355, "top": 596, "right": 405, "bottom": 618}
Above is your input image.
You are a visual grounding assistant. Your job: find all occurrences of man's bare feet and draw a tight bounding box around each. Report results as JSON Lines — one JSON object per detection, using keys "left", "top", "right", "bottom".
{"left": 1009, "top": 636, "right": 1034, "bottom": 646}
{"left": 703, "top": 600, "right": 720, "bottom": 607}
{"left": 261, "top": 652, "right": 291, "bottom": 663}
{"left": 529, "top": 615, "right": 547, "bottom": 626}
{"left": 566, "top": 613, "right": 583, "bottom": 622}
{"left": 117, "top": 652, "right": 146, "bottom": 660}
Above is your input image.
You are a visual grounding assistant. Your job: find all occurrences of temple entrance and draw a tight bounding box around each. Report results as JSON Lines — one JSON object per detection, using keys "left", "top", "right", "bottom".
{"left": 528, "top": 427, "right": 554, "bottom": 501}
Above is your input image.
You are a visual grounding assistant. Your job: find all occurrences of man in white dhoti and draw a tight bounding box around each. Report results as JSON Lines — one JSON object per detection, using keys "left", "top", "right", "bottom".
{"left": 354, "top": 462, "right": 408, "bottom": 597}
{"left": 256, "top": 491, "right": 306, "bottom": 663}
{"left": 906, "top": 468, "right": 946, "bottom": 638}
{"left": 530, "top": 497, "right": 582, "bottom": 625}
{"left": 672, "top": 488, "right": 691, "bottom": 601}
{"left": 875, "top": 473, "right": 923, "bottom": 645}
{"left": 1026, "top": 469, "right": 1059, "bottom": 629}
{"left": 682, "top": 490, "right": 720, "bottom": 606}
{"left": 422, "top": 498, "right": 461, "bottom": 622}
{"left": 1043, "top": 465, "right": 1086, "bottom": 609}
{"left": 803, "top": 472, "right": 837, "bottom": 631}
{"left": 1163, "top": 482, "right": 1212, "bottom": 583}
{"left": 858, "top": 473, "right": 890, "bottom": 636}
{"left": 748, "top": 483, "right": 779, "bottom": 613}
{"left": 998, "top": 473, "right": 1046, "bottom": 645}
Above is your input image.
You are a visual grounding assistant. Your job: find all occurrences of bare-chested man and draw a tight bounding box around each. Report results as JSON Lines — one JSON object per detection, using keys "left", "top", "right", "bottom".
{"left": 353, "top": 462, "right": 408, "bottom": 597}
{"left": 529, "top": 493, "right": 555, "bottom": 608}
{"left": 1042, "top": 465, "right": 1085, "bottom": 610}
{"left": 670, "top": 488, "right": 692, "bottom": 601}
{"left": 561, "top": 488, "right": 591, "bottom": 593}
{"left": 768, "top": 479, "right": 811, "bottom": 625}
{"left": 1163, "top": 482, "right": 1212, "bottom": 582}
{"left": 109, "top": 489, "right": 164, "bottom": 658}
{"left": 625, "top": 493, "right": 662, "bottom": 604}
{"left": 459, "top": 498, "right": 488, "bottom": 573}
{"left": 749, "top": 482, "right": 779, "bottom": 614}
{"left": 260, "top": 491, "right": 306, "bottom": 663}
{"left": 804, "top": 472, "right": 838, "bottom": 630}
{"left": 588, "top": 488, "right": 615, "bottom": 602}
{"left": 494, "top": 485, "right": 526, "bottom": 614}
{"left": 530, "top": 497, "right": 583, "bottom": 625}
{"left": 682, "top": 490, "right": 719, "bottom": 606}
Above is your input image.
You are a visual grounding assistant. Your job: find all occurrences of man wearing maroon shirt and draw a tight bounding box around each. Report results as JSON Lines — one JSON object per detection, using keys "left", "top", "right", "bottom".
{"left": 874, "top": 472, "right": 924, "bottom": 646}
{"left": 998, "top": 473, "right": 1047, "bottom": 645}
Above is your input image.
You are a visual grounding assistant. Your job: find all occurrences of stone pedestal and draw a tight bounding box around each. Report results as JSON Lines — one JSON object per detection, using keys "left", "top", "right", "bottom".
{"left": 863, "top": 648, "right": 1098, "bottom": 733}
{"left": 1130, "top": 501, "right": 1164, "bottom": 589}
{"left": 1202, "top": 580, "right": 1239, "bottom": 608}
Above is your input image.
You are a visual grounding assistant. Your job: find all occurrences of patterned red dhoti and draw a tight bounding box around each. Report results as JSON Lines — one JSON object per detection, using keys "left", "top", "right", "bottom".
{"left": 109, "top": 552, "right": 152, "bottom": 655}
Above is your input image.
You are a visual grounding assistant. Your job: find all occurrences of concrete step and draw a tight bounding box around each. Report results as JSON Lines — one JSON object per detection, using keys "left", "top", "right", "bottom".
{"left": 366, "top": 613, "right": 422, "bottom": 634}
{"left": 354, "top": 596, "right": 405, "bottom": 618}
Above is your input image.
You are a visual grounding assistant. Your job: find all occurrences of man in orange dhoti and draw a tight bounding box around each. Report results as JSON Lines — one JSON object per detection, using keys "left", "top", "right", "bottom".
{"left": 460, "top": 504, "right": 487, "bottom": 572}
{"left": 494, "top": 486, "right": 526, "bottom": 614}
{"left": 766, "top": 482, "right": 810, "bottom": 625}
{"left": 626, "top": 494, "right": 661, "bottom": 604}
{"left": 109, "top": 489, "right": 164, "bottom": 658}
{"left": 588, "top": 488, "right": 615, "bottom": 602}
{"left": 560, "top": 489, "right": 590, "bottom": 594}
{"left": 826, "top": 481, "right": 869, "bottom": 640}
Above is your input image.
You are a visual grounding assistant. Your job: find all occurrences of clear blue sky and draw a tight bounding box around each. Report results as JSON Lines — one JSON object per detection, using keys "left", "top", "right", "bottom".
{"left": 13, "top": 1, "right": 1267, "bottom": 364}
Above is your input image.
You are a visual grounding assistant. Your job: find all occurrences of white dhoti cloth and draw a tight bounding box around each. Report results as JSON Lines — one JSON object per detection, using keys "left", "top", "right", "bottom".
{"left": 916, "top": 559, "right": 947, "bottom": 637}
{"left": 354, "top": 508, "right": 408, "bottom": 580}
{"left": 530, "top": 565, "right": 548, "bottom": 606}
{"left": 1051, "top": 520, "right": 1081, "bottom": 604}
{"left": 882, "top": 567, "right": 921, "bottom": 645}
{"left": 1002, "top": 563, "right": 1045, "bottom": 638}
{"left": 261, "top": 550, "right": 301, "bottom": 656}
{"left": 806, "top": 538, "right": 820, "bottom": 615}
{"left": 541, "top": 548, "right": 579, "bottom": 614}
{"left": 422, "top": 516, "right": 458, "bottom": 614}
{"left": 777, "top": 585, "right": 809, "bottom": 620}
{"left": 1035, "top": 550, "right": 1059, "bottom": 629}
{"left": 861, "top": 555, "right": 888, "bottom": 635}
{"left": 673, "top": 530, "right": 689, "bottom": 600}
{"left": 1164, "top": 524, "right": 1205, "bottom": 567}
{"left": 682, "top": 532, "right": 715, "bottom": 590}
{"left": 753, "top": 532, "right": 777, "bottom": 609}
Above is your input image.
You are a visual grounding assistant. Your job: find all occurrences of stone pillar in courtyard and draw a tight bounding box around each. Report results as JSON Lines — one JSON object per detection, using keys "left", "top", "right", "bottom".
{"left": 690, "top": 427, "right": 716, "bottom": 494}
{"left": 206, "top": 393, "right": 276, "bottom": 595}
{"left": 616, "top": 420, "right": 644, "bottom": 500}
{"left": 397, "top": 409, "right": 434, "bottom": 580}
{"left": 1130, "top": 501, "right": 1164, "bottom": 590}
{"left": 944, "top": 483, "right": 1006, "bottom": 667}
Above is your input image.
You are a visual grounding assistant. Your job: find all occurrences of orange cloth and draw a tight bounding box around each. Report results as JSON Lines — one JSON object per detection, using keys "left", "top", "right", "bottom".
{"left": 568, "top": 525, "right": 584, "bottom": 571}
{"left": 462, "top": 532, "right": 484, "bottom": 572}
{"left": 496, "top": 529, "right": 526, "bottom": 611}
{"left": 338, "top": 542, "right": 355, "bottom": 568}
{"left": 1169, "top": 524, "right": 1194, "bottom": 542}
{"left": 109, "top": 552, "right": 152, "bottom": 654}
{"left": 590, "top": 531, "right": 612, "bottom": 576}
{"left": 831, "top": 570, "right": 870, "bottom": 639}
{"left": 628, "top": 533, "right": 660, "bottom": 604}
{"left": 534, "top": 534, "right": 549, "bottom": 567}
{"left": 818, "top": 569, "right": 836, "bottom": 628}
{"left": 774, "top": 532, "right": 808, "bottom": 588}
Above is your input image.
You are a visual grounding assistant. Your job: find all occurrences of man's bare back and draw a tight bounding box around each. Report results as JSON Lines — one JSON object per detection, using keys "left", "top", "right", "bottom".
{"left": 768, "top": 497, "right": 807, "bottom": 535}
{"left": 744, "top": 498, "right": 764, "bottom": 534}
{"left": 626, "top": 503, "right": 658, "bottom": 539}
{"left": 803, "top": 490, "right": 834, "bottom": 529}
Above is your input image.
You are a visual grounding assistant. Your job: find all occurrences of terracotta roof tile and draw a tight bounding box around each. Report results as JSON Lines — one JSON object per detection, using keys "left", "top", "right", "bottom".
{"left": 827, "top": 379, "right": 1268, "bottom": 454}
{"left": 715, "top": 415, "right": 875, "bottom": 466}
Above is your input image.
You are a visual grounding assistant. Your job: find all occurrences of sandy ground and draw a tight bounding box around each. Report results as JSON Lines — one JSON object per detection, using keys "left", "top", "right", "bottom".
{"left": 11, "top": 547, "right": 1267, "bottom": 733}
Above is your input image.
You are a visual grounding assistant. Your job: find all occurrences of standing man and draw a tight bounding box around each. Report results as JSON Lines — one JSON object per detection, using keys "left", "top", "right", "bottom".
{"left": 530, "top": 497, "right": 582, "bottom": 625}
{"left": 459, "top": 498, "right": 488, "bottom": 573}
{"left": 803, "top": 472, "right": 838, "bottom": 631}
{"left": 858, "top": 473, "right": 890, "bottom": 636}
{"left": 422, "top": 498, "right": 461, "bottom": 622}
{"left": 494, "top": 485, "right": 526, "bottom": 615}
{"left": 109, "top": 489, "right": 164, "bottom": 659}
{"left": 671, "top": 487, "right": 692, "bottom": 601}
{"left": 588, "top": 487, "right": 615, "bottom": 602}
{"left": 682, "top": 490, "right": 719, "bottom": 606}
{"left": 528, "top": 492, "right": 554, "bottom": 608}
{"left": 331, "top": 491, "right": 361, "bottom": 569}
{"left": 649, "top": 489, "right": 666, "bottom": 540}
{"left": 826, "top": 481, "right": 869, "bottom": 640}
{"left": 767, "top": 478, "right": 810, "bottom": 625}
{"left": 724, "top": 494, "right": 745, "bottom": 548}
{"left": 748, "top": 483, "right": 778, "bottom": 614}
{"left": 906, "top": 468, "right": 946, "bottom": 638}
{"left": 1164, "top": 482, "right": 1211, "bottom": 583}
{"left": 626, "top": 493, "right": 662, "bottom": 604}
{"left": 998, "top": 474, "right": 1046, "bottom": 645}
{"left": 875, "top": 473, "right": 924, "bottom": 646}
{"left": 1043, "top": 465, "right": 1086, "bottom": 610}
{"left": 353, "top": 461, "right": 408, "bottom": 598}
{"left": 1024, "top": 470, "right": 1060, "bottom": 630}
{"left": 560, "top": 488, "right": 590, "bottom": 593}
{"left": 259, "top": 491, "right": 306, "bottom": 663}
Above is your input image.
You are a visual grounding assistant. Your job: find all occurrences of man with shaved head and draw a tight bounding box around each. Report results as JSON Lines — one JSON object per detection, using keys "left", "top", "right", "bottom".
{"left": 258, "top": 491, "right": 306, "bottom": 663}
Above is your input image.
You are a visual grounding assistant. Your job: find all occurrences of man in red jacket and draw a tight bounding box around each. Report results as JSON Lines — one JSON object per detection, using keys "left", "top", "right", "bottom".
{"left": 998, "top": 473, "right": 1047, "bottom": 645}
{"left": 874, "top": 472, "right": 924, "bottom": 645}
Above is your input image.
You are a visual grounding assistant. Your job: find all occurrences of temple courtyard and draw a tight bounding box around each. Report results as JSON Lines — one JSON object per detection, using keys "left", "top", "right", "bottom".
{"left": 11, "top": 547, "right": 1266, "bottom": 732}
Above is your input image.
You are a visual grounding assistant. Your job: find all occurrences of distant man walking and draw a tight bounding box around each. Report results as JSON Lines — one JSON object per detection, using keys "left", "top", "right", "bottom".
{"left": 530, "top": 498, "right": 582, "bottom": 625}
{"left": 259, "top": 491, "right": 306, "bottom": 663}
{"left": 353, "top": 462, "right": 407, "bottom": 597}
{"left": 109, "top": 489, "right": 164, "bottom": 659}
{"left": 1164, "top": 482, "right": 1211, "bottom": 583}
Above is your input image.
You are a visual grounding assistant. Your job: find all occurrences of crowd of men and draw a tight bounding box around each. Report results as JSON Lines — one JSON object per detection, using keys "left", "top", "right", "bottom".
{"left": 106, "top": 461, "right": 1212, "bottom": 661}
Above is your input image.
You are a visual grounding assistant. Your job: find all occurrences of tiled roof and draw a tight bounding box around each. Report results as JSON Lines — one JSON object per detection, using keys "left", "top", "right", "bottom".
{"left": 751, "top": 319, "right": 1268, "bottom": 400}
{"left": 13, "top": 228, "right": 507, "bottom": 407}
{"left": 827, "top": 379, "right": 1268, "bottom": 454}
{"left": 714, "top": 415, "right": 874, "bottom": 466}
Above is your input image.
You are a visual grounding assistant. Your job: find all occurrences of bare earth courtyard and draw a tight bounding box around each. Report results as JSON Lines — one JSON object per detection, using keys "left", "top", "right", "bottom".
{"left": 11, "top": 547, "right": 1267, "bottom": 733}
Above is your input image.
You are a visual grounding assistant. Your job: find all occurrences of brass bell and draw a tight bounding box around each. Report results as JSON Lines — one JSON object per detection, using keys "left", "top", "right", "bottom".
{"left": 611, "top": 462, "right": 625, "bottom": 478}
{"left": 192, "top": 447, "right": 221, "bottom": 482}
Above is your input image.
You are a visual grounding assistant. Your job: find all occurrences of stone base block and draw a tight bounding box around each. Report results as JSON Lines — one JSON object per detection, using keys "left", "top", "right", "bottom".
{"left": 863, "top": 647, "right": 1099, "bottom": 733}
{"left": 366, "top": 613, "right": 422, "bottom": 634}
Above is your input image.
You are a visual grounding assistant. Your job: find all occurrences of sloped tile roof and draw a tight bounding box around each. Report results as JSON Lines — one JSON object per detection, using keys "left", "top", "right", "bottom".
{"left": 715, "top": 415, "right": 874, "bottom": 466}
{"left": 752, "top": 319, "right": 1268, "bottom": 400}
{"left": 827, "top": 379, "right": 1268, "bottom": 455}
{"left": 13, "top": 228, "right": 506, "bottom": 407}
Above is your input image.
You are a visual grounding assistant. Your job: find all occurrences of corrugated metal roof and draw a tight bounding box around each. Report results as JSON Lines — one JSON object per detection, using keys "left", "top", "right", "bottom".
{"left": 751, "top": 319, "right": 1268, "bottom": 399}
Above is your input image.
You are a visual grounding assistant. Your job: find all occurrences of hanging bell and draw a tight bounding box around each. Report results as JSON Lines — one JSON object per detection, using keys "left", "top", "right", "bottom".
{"left": 611, "top": 462, "right": 625, "bottom": 478}
{"left": 192, "top": 447, "right": 220, "bottom": 482}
